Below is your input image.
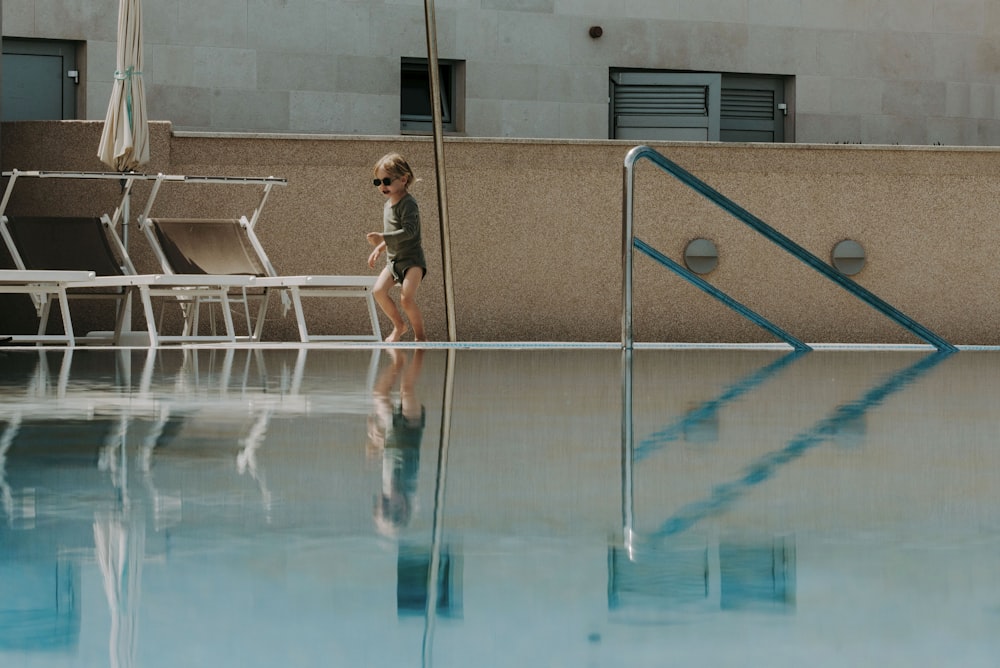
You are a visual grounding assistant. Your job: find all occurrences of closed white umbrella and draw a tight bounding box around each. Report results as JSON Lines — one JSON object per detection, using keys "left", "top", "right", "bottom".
{"left": 97, "top": 0, "right": 148, "bottom": 172}
{"left": 98, "top": 0, "right": 148, "bottom": 336}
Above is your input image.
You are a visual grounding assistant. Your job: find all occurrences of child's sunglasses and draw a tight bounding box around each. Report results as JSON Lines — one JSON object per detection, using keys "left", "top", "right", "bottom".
{"left": 373, "top": 177, "right": 394, "bottom": 186}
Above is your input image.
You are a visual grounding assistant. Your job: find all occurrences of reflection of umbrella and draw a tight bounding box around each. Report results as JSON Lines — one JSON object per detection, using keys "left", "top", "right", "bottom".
{"left": 95, "top": 513, "right": 144, "bottom": 668}
{"left": 94, "top": 411, "right": 143, "bottom": 668}
{"left": 97, "top": 0, "right": 149, "bottom": 172}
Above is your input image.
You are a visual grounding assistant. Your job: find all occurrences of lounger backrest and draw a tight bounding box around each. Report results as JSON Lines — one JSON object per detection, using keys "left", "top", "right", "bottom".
{"left": 3, "top": 216, "right": 126, "bottom": 276}
{"left": 149, "top": 218, "right": 267, "bottom": 277}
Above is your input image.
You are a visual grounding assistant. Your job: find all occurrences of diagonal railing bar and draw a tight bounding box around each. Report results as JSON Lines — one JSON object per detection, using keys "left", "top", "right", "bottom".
{"left": 634, "top": 349, "right": 805, "bottom": 463}
{"left": 622, "top": 145, "right": 956, "bottom": 352}
{"left": 634, "top": 238, "right": 811, "bottom": 352}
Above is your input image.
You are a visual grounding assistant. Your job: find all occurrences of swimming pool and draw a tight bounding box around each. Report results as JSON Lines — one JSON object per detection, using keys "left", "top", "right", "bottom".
{"left": 1, "top": 346, "right": 998, "bottom": 666}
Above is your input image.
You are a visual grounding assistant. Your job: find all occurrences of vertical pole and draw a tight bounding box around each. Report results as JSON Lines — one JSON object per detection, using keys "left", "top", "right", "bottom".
{"left": 621, "top": 162, "right": 636, "bottom": 349}
{"left": 121, "top": 186, "right": 132, "bottom": 334}
{"left": 423, "top": 0, "right": 457, "bottom": 342}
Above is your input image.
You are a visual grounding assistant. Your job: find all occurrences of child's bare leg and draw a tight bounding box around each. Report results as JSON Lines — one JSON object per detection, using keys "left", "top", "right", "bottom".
{"left": 399, "top": 268, "right": 425, "bottom": 341}
{"left": 399, "top": 349, "right": 423, "bottom": 420}
{"left": 373, "top": 267, "right": 408, "bottom": 342}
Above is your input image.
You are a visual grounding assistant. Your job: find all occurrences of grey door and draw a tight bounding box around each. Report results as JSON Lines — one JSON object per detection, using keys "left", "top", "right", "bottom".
{"left": 2, "top": 39, "right": 78, "bottom": 121}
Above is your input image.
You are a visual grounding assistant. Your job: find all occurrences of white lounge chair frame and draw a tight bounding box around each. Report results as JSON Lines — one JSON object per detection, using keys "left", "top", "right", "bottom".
{"left": 1, "top": 170, "right": 258, "bottom": 346}
{"left": 138, "top": 174, "right": 382, "bottom": 342}
{"left": 0, "top": 269, "right": 96, "bottom": 345}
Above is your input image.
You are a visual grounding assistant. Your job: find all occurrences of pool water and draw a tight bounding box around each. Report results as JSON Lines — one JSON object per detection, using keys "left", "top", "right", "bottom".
{"left": 1, "top": 346, "right": 998, "bottom": 667}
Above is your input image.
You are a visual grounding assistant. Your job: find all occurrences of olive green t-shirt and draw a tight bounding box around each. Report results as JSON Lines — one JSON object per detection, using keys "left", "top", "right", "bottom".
{"left": 382, "top": 193, "right": 426, "bottom": 268}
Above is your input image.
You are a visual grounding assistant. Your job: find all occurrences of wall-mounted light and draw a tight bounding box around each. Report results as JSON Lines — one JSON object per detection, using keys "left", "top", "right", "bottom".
{"left": 831, "top": 239, "right": 866, "bottom": 275}
{"left": 684, "top": 238, "right": 718, "bottom": 274}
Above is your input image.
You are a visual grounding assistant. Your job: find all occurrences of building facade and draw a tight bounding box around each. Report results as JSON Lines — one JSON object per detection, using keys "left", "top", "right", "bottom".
{"left": 3, "top": 0, "right": 1000, "bottom": 145}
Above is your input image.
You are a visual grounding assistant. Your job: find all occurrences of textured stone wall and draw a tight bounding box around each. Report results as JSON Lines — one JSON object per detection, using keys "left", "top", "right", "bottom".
{"left": 3, "top": 119, "right": 1000, "bottom": 346}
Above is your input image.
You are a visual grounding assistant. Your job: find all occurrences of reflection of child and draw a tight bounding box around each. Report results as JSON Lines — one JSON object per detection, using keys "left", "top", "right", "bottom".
{"left": 367, "top": 349, "right": 425, "bottom": 536}
{"left": 366, "top": 153, "right": 427, "bottom": 343}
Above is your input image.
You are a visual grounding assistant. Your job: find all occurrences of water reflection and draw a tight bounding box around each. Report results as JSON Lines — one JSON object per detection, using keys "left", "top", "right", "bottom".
{"left": 633, "top": 350, "right": 805, "bottom": 461}
{"left": 369, "top": 349, "right": 427, "bottom": 535}
{"left": 0, "top": 557, "right": 79, "bottom": 653}
{"left": 0, "top": 346, "right": 997, "bottom": 666}
{"left": 650, "top": 351, "right": 952, "bottom": 538}
{"left": 614, "top": 349, "right": 954, "bottom": 622}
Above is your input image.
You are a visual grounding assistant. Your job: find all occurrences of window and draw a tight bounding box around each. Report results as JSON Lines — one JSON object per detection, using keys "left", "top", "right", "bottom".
{"left": 610, "top": 70, "right": 788, "bottom": 142}
{"left": 400, "top": 58, "right": 462, "bottom": 134}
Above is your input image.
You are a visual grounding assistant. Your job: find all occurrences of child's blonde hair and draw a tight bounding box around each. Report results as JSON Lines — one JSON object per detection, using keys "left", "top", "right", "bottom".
{"left": 373, "top": 153, "right": 415, "bottom": 188}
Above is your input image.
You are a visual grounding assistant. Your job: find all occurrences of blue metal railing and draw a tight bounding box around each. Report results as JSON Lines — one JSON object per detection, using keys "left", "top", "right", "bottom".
{"left": 621, "top": 145, "right": 957, "bottom": 352}
{"left": 633, "top": 238, "right": 811, "bottom": 352}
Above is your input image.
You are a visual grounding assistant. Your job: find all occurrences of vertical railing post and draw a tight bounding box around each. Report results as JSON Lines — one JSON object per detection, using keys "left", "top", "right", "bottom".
{"left": 621, "top": 155, "right": 637, "bottom": 349}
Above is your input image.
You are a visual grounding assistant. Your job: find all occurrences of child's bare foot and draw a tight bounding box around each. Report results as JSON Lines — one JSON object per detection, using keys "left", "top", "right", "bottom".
{"left": 385, "top": 324, "right": 410, "bottom": 342}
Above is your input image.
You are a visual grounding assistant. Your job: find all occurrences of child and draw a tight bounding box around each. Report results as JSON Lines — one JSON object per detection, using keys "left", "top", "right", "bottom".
{"left": 366, "top": 153, "right": 427, "bottom": 342}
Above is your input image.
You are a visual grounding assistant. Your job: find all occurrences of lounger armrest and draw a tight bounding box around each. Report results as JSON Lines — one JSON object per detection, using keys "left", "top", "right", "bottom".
{"left": 255, "top": 275, "right": 376, "bottom": 288}
{"left": 0, "top": 269, "right": 95, "bottom": 284}
{"left": 147, "top": 274, "right": 257, "bottom": 288}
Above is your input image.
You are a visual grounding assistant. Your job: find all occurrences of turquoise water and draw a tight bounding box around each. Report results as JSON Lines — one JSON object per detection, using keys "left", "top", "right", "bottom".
{"left": 0, "top": 347, "right": 998, "bottom": 667}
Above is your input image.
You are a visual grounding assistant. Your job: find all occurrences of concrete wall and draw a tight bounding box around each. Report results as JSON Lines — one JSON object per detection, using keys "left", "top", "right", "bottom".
{"left": 3, "top": 0, "right": 1000, "bottom": 144}
{"left": 3, "top": 119, "right": 1000, "bottom": 345}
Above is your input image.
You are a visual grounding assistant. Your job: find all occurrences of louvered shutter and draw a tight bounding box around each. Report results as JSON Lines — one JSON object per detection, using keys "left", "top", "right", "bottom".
{"left": 611, "top": 72, "right": 721, "bottom": 141}
{"left": 720, "top": 77, "right": 784, "bottom": 142}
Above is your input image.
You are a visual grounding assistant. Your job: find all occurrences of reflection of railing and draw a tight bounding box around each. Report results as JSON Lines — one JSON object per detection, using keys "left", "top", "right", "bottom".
{"left": 621, "top": 350, "right": 952, "bottom": 553}
{"left": 633, "top": 350, "right": 805, "bottom": 463}
{"left": 621, "top": 144, "right": 956, "bottom": 352}
{"left": 651, "top": 350, "right": 951, "bottom": 538}
{"left": 616, "top": 348, "right": 952, "bottom": 618}
{"left": 617, "top": 350, "right": 797, "bottom": 619}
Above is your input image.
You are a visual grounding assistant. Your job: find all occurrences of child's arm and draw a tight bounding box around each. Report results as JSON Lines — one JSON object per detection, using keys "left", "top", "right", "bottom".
{"left": 367, "top": 240, "right": 386, "bottom": 269}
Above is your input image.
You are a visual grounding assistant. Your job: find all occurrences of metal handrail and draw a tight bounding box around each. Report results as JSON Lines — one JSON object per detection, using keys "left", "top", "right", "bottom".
{"left": 621, "top": 145, "right": 957, "bottom": 352}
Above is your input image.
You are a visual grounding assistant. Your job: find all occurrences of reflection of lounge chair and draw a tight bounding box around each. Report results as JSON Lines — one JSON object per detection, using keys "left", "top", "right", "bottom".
{"left": 141, "top": 216, "right": 381, "bottom": 342}
{"left": 1, "top": 215, "right": 256, "bottom": 345}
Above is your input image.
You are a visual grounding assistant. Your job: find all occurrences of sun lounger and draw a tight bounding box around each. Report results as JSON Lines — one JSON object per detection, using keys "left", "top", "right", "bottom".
{"left": 1, "top": 215, "right": 255, "bottom": 345}
{"left": 141, "top": 216, "right": 381, "bottom": 342}
{"left": 133, "top": 172, "right": 381, "bottom": 342}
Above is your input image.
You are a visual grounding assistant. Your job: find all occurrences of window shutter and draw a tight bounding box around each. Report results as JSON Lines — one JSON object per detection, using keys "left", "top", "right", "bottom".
{"left": 721, "top": 87, "right": 774, "bottom": 120}
{"left": 615, "top": 85, "right": 709, "bottom": 116}
{"left": 610, "top": 72, "right": 721, "bottom": 141}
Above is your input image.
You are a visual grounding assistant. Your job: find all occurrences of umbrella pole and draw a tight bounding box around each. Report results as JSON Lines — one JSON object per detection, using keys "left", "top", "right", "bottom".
{"left": 121, "top": 179, "right": 133, "bottom": 334}
{"left": 422, "top": 0, "right": 457, "bottom": 342}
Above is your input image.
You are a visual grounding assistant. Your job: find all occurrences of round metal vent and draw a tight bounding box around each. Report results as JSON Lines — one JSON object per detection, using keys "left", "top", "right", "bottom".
{"left": 683, "top": 238, "right": 718, "bottom": 275}
{"left": 831, "top": 239, "right": 866, "bottom": 275}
